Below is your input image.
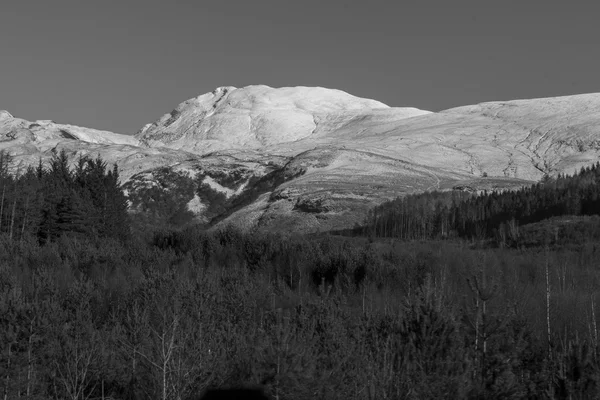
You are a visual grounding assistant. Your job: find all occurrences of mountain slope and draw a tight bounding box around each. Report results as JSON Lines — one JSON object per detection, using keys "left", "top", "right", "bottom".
{"left": 136, "top": 85, "right": 430, "bottom": 153}
{"left": 0, "top": 110, "right": 193, "bottom": 181}
{"left": 2, "top": 87, "right": 600, "bottom": 233}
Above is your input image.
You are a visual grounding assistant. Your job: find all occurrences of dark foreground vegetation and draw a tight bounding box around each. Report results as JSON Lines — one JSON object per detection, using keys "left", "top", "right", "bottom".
{"left": 2, "top": 152, "right": 600, "bottom": 399}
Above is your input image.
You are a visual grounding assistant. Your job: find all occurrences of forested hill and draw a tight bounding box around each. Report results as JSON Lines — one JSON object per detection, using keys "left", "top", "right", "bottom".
{"left": 361, "top": 162, "right": 600, "bottom": 245}
{"left": 4, "top": 150, "right": 600, "bottom": 398}
{"left": 0, "top": 150, "right": 129, "bottom": 243}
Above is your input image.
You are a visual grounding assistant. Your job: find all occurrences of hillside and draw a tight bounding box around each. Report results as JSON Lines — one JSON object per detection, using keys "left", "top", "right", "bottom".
{"left": 2, "top": 87, "right": 600, "bottom": 232}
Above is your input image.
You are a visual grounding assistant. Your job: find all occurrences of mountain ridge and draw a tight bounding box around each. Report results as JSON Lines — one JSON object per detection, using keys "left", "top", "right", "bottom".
{"left": 135, "top": 85, "right": 430, "bottom": 154}
{"left": 2, "top": 86, "right": 600, "bottom": 233}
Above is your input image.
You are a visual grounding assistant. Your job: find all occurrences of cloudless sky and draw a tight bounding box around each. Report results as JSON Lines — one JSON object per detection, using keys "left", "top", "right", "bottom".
{"left": 1, "top": 1, "right": 599, "bottom": 134}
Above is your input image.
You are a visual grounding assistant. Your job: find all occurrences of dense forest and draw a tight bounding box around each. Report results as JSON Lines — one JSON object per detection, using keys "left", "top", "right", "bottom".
{"left": 0, "top": 150, "right": 129, "bottom": 244}
{"left": 2, "top": 152, "right": 600, "bottom": 399}
{"left": 362, "top": 163, "right": 600, "bottom": 246}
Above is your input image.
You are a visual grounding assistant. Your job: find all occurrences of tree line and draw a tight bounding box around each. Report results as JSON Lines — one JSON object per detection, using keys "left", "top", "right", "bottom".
{"left": 362, "top": 162, "right": 600, "bottom": 244}
{"left": 0, "top": 150, "right": 129, "bottom": 244}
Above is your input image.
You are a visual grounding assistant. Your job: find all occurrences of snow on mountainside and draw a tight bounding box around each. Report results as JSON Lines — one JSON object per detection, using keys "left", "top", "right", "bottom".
{"left": 0, "top": 109, "right": 189, "bottom": 181}
{"left": 136, "top": 85, "right": 430, "bottom": 154}
{"left": 0, "top": 110, "right": 138, "bottom": 146}
{"left": 2, "top": 86, "right": 600, "bottom": 233}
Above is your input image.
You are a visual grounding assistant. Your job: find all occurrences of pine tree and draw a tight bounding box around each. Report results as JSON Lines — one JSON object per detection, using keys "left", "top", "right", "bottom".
{"left": 55, "top": 189, "right": 94, "bottom": 238}
{"left": 103, "top": 163, "right": 130, "bottom": 240}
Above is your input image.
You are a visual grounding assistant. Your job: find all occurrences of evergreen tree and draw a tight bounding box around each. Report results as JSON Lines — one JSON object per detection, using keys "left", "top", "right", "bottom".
{"left": 0, "top": 149, "right": 130, "bottom": 243}
{"left": 362, "top": 163, "right": 600, "bottom": 243}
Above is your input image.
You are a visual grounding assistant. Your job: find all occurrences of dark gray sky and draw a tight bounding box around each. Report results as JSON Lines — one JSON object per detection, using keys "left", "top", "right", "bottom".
{"left": 2, "top": 1, "right": 599, "bottom": 134}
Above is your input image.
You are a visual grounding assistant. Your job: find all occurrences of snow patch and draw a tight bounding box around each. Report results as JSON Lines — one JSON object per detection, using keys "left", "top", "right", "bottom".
{"left": 0, "top": 111, "right": 13, "bottom": 120}
{"left": 172, "top": 164, "right": 200, "bottom": 179}
{"left": 202, "top": 176, "right": 235, "bottom": 197}
{"left": 187, "top": 194, "right": 206, "bottom": 214}
{"left": 122, "top": 188, "right": 134, "bottom": 208}
{"left": 234, "top": 179, "right": 248, "bottom": 195}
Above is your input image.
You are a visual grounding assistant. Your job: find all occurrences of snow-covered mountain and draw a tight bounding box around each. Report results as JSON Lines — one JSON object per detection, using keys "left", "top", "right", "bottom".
{"left": 2, "top": 86, "right": 600, "bottom": 233}
{"left": 136, "top": 85, "right": 429, "bottom": 153}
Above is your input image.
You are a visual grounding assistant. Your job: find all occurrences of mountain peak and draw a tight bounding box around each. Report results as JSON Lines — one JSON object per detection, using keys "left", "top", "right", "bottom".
{"left": 135, "top": 85, "right": 419, "bottom": 153}
{"left": 211, "top": 85, "right": 236, "bottom": 95}
{"left": 0, "top": 110, "right": 13, "bottom": 120}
